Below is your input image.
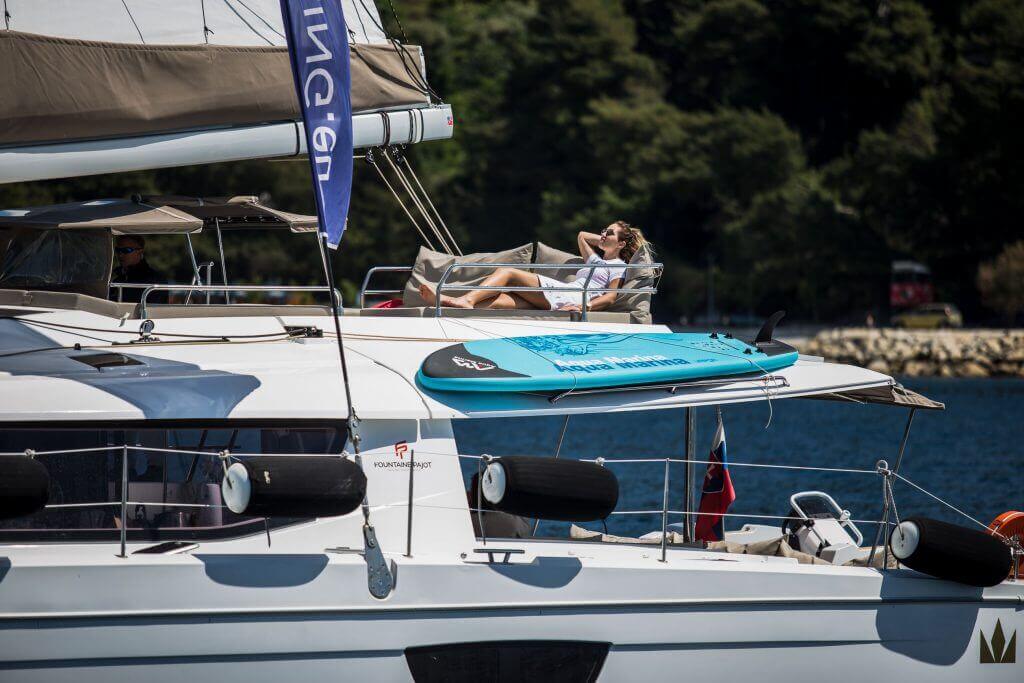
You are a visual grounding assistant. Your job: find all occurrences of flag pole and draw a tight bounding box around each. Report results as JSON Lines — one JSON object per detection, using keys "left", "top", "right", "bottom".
{"left": 317, "top": 233, "right": 354, "bottom": 422}
{"left": 683, "top": 406, "right": 697, "bottom": 543}
{"left": 279, "top": 0, "right": 392, "bottom": 598}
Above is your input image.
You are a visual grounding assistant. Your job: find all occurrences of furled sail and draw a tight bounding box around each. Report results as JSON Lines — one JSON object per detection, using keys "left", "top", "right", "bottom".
{"left": 0, "top": 0, "right": 453, "bottom": 183}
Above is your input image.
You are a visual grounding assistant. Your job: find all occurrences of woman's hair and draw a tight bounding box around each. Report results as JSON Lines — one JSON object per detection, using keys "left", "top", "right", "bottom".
{"left": 611, "top": 220, "right": 651, "bottom": 262}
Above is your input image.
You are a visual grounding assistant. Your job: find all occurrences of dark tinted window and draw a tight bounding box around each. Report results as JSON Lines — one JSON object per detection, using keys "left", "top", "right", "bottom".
{"left": 0, "top": 424, "right": 344, "bottom": 541}
{"left": 405, "top": 641, "right": 609, "bottom": 683}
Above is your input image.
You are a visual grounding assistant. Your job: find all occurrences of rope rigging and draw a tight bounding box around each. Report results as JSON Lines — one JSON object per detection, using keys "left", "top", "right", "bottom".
{"left": 354, "top": 0, "right": 443, "bottom": 103}
{"left": 231, "top": 0, "right": 285, "bottom": 42}
{"left": 199, "top": 0, "right": 214, "bottom": 43}
{"left": 366, "top": 145, "right": 462, "bottom": 255}
{"left": 222, "top": 0, "right": 275, "bottom": 45}
{"left": 120, "top": 0, "right": 145, "bottom": 43}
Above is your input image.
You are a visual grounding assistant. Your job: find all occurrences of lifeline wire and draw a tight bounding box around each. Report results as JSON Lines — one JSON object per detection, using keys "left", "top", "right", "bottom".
{"left": 893, "top": 471, "right": 1000, "bottom": 538}
{"left": 8, "top": 316, "right": 299, "bottom": 340}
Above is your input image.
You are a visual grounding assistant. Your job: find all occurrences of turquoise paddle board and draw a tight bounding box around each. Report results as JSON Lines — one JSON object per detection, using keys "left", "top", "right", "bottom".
{"left": 417, "top": 331, "right": 798, "bottom": 393}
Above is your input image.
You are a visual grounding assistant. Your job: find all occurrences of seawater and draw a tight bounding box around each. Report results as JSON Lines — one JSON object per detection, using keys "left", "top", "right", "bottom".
{"left": 453, "top": 378, "right": 1024, "bottom": 538}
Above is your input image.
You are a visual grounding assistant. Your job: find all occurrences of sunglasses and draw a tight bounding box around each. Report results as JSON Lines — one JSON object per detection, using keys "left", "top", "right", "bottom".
{"left": 115, "top": 247, "right": 140, "bottom": 255}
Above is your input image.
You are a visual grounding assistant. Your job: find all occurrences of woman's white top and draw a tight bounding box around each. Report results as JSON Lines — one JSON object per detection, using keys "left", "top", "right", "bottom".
{"left": 573, "top": 253, "right": 627, "bottom": 290}
{"left": 538, "top": 253, "right": 627, "bottom": 310}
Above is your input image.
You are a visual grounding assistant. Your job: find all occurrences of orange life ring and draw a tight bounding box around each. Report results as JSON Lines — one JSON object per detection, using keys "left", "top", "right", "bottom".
{"left": 988, "top": 511, "right": 1024, "bottom": 579}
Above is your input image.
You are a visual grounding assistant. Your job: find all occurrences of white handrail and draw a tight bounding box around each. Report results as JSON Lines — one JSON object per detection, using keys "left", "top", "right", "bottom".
{"left": 137, "top": 284, "right": 343, "bottom": 317}
{"left": 358, "top": 266, "right": 413, "bottom": 308}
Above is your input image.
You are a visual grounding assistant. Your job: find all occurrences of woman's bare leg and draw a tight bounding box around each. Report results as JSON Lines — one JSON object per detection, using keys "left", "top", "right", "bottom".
{"left": 419, "top": 283, "right": 471, "bottom": 308}
{"left": 484, "top": 293, "right": 536, "bottom": 310}
{"left": 421, "top": 268, "right": 549, "bottom": 309}
{"left": 461, "top": 268, "right": 549, "bottom": 308}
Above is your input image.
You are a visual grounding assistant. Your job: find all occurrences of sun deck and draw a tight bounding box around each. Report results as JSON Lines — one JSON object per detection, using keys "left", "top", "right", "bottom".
{"left": 0, "top": 305, "right": 937, "bottom": 422}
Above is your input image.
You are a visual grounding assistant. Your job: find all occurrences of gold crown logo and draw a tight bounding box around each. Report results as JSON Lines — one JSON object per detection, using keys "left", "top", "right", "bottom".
{"left": 980, "top": 619, "right": 1016, "bottom": 664}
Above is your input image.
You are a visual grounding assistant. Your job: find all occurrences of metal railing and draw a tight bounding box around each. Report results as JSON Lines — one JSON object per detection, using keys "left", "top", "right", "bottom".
{"left": 6, "top": 444, "right": 238, "bottom": 557}
{"left": 434, "top": 261, "right": 663, "bottom": 321}
{"left": 394, "top": 445, "right": 1020, "bottom": 578}
{"left": 138, "top": 285, "right": 343, "bottom": 318}
{"left": 358, "top": 266, "right": 413, "bottom": 308}
{"left": 357, "top": 261, "right": 663, "bottom": 320}
{"left": 113, "top": 261, "right": 218, "bottom": 305}
{"left": 5, "top": 444, "right": 363, "bottom": 556}
{"left": 6, "top": 443, "right": 1020, "bottom": 580}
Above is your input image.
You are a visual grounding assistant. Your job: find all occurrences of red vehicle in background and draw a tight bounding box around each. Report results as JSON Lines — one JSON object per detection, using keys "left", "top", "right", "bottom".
{"left": 890, "top": 260, "right": 934, "bottom": 310}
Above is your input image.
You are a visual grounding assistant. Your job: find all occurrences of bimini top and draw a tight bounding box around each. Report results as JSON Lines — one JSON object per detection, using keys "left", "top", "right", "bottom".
{"left": 145, "top": 196, "right": 318, "bottom": 233}
{"left": 0, "top": 199, "right": 203, "bottom": 235}
{"left": 0, "top": 312, "right": 942, "bottom": 423}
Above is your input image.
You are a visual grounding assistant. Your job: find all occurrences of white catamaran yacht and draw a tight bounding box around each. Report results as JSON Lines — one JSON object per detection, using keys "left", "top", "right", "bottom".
{"left": 0, "top": 2, "right": 1020, "bottom": 681}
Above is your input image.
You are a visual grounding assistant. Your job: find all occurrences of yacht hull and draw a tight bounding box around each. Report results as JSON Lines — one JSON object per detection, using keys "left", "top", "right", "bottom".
{"left": 0, "top": 557, "right": 1019, "bottom": 682}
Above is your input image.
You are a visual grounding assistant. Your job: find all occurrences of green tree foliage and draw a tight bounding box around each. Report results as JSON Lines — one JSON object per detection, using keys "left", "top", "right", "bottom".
{"left": 977, "top": 241, "right": 1024, "bottom": 324}
{"left": 1, "top": 0, "right": 1020, "bottom": 322}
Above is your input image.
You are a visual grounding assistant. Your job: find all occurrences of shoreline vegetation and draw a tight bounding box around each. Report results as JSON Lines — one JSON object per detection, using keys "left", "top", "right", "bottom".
{"left": 3, "top": 2, "right": 1022, "bottom": 327}
{"left": 802, "top": 329, "right": 1024, "bottom": 378}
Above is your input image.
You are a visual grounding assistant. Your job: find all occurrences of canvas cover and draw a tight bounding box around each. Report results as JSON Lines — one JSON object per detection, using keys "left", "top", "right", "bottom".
{"left": 146, "top": 196, "right": 318, "bottom": 232}
{"left": 0, "top": 229, "right": 113, "bottom": 299}
{"left": 814, "top": 383, "right": 945, "bottom": 410}
{"left": 0, "top": 199, "right": 203, "bottom": 234}
{"left": 0, "top": 31, "right": 430, "bottom": 147}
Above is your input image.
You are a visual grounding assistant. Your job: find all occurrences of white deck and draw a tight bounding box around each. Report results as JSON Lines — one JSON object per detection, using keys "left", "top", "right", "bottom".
{"left": 0, "top": 309, "right": 894, "bottom": 422}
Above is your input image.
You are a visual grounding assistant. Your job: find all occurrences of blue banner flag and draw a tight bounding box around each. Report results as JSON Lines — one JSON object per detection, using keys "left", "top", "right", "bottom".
{"left": 279, "top": 0, "right": 353, "bottom": 249}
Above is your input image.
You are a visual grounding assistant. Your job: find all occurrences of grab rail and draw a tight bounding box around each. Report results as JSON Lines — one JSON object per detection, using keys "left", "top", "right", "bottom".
{"left": 434, "top": 261, "right": 663, "bottom": 321}
{"left": 9, "top": 443, "right": 1016, "bottom": 579}
{"left": 6, "top": 444, "right": 340, "bottom": 555}
{"left": 137, "top": 285, "right": 343, "bottom": 318}
{"left": 358, "top": 266, "right": 413, "bottom": 308}
{"left": 113, "top": 263, "right": 216, "bottom": 304}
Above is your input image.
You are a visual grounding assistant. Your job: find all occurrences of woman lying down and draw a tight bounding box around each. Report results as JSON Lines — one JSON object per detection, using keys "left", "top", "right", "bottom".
{"left": 420, "top": 221, "right": 650, "bottom": 312}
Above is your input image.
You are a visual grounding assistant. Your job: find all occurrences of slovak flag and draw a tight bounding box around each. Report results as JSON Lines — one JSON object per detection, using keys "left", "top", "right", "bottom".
{"left": 695, "top": 410, "right": 736, "bottom": 543}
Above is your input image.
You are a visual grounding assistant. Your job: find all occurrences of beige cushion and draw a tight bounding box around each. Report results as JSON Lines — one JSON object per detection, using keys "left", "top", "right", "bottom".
{"left": 402, "top": 243, "right": 534, "bottom": 306}
{"left": 533, "top": 241, "right": 584, "bottom": 283}
{"left": 607, "top": 244, "right": 657, "bottom": 325}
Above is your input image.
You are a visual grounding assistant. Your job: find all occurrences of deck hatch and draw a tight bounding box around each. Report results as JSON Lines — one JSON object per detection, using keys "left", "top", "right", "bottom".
{"left": 71, "top": 352, "right": 144, "bottom": 370}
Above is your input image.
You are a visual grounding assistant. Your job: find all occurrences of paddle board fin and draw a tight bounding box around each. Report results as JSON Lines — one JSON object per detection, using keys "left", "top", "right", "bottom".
{"left": 751, "top": 310, "right": 798, "bottom": 359}
{"left": 754, "top": 310, "right": 786, "bottom": 345}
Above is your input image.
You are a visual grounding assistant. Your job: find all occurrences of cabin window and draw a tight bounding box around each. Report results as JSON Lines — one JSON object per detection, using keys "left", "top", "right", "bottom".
{"left": 0, "top": 422, "right": 344, "bottom": 542}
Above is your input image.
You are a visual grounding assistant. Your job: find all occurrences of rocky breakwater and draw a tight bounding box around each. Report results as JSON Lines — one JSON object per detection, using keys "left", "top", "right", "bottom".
{"left": 802, "top": 329, "right": 1024, "bottom": 378}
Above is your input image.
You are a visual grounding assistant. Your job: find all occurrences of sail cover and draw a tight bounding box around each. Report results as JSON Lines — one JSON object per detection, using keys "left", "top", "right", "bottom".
{"left": 0, "top": 0, "right": 431, "bottom": 147}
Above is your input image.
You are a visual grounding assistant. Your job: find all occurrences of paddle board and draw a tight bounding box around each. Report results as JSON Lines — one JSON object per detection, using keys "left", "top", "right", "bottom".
{"left": 417, "top": 332, "right": 798, "bottom": 393}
